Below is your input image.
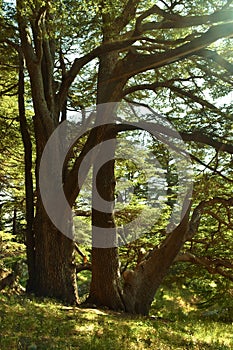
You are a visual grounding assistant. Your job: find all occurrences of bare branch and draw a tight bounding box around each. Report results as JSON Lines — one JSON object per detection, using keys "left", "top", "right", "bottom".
{"left": 175, "top": 252, "right": 233, "bottom": 281}
{"left": 181, "top": 131, "right": 233, "bottom": 154}
{"left": 120, "top": 100, "right": 233, "bottom": 156}
{"left": 76, "top": 263, "right": 92, "bottom": 273}
{"left": 189, "top": 153, "right": 233, "bottom": 182}
{"left": 186, "top": 197, "right": 233, "bottom": 240}
{"left": 123, "top": 79, "right": 226, "bottom": 117}
{"left": 0, "top": 83, "right": 19, "bottom": 96}
{"left": 196, "top": 49, "right": 233, "bottom": 74}
{"left": 168, "top": 85, "right": 222, "bottom": 111}
{"left": 135, "top": 4, "right": 181, "bottom": 34}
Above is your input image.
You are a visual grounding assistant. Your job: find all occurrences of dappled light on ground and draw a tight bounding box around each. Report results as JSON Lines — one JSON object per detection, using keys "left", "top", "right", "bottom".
{"left": 0, "top": 293, "right": 232, "bottom": 349}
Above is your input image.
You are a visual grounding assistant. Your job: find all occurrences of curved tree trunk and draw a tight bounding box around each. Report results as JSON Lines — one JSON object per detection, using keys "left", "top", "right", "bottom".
{"left": 122, "top": 206, "right": 191, "bottom": 315}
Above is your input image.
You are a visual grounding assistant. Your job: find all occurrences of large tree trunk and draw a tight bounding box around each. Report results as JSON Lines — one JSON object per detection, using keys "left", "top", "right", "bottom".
{"left": 88, "top": 248, "right": 124, "bottom": 309}
{"left": 16, "top": 1, "right": 79, "bottom": 302}
{"left": 30, "top": 111, "right": 78, "bottom": 303}
{"left": 86, "top": 26, "right": 126, "bottom": 308}
{"left": 88, "top": 154, "right": 125, "bottom": 310}
{"left": 33, "top": 197, "right": 78, "bottom": 303}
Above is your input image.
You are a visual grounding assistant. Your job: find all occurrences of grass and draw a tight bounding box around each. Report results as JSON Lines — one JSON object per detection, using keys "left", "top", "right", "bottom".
{"left": 0, "top": 292, "right": 232, "bottom": 350}
{"left": 0, "top": 230, "right": 233, "bottom": 349}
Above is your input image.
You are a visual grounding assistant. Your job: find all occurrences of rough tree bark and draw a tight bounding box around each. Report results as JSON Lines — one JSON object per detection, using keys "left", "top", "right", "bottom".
{"left": 87, "top": 54, "right": 126, "bottom": 309}
{"left": 17, "top": 0, "right": 78, "bottom": 303}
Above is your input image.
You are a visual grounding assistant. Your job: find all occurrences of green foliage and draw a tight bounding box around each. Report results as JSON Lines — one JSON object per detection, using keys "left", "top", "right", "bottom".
{"left": 0, "top": 96, "right": 26, "bottom": 236}
{"left": 0, "top": 231, "right": 27, "bottom": 289}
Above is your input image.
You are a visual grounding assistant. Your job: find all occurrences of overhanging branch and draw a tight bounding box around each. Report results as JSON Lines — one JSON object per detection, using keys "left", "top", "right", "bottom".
{"left": 175, "top": 252, "right": 233, "bottom": 282}
{"left": 119, "top": 22, "right": 233, "bottom": 80}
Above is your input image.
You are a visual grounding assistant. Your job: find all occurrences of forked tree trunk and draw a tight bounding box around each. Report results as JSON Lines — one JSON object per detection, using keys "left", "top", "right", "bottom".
{"left": 89, "top": 140, "right": 191, "bottom": 314}
{"left": 122, "top": 208, "right": 190, "bottom": 315}
{"left": 16, "top": 2, "right": 79, "bottom": 302}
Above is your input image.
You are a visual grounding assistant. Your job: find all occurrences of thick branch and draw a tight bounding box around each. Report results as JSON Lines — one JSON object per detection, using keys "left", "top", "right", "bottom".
{"left": 115, "top": 0, "right": 139, "bottom": 34}
{"left": 76, "top": 264, "right": 92, "bottom": 273}
{"left": 30, "top": 6, "right": 47, "bottom": 62}
{"left": 119, "top": 23, "right": 233, "bottom": 80}
{"left": 181, "top": 131, "right": 233, "bottom": 154}
{"left": 138, "top": 9, "right": 233, "bottom": 32}
{"left": 16, "top": 0, "right": 37, "bottom": 63}
{"left": 56, "top": 37, "right": 138, "bottom": 111}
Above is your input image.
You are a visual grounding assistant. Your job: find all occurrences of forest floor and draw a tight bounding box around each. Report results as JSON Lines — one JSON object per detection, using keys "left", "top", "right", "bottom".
{"left": 0, "top": 291, "right": 232, "bottom": 350}
{"left": 0, "top": 231, "right": 232, "bottom": 349}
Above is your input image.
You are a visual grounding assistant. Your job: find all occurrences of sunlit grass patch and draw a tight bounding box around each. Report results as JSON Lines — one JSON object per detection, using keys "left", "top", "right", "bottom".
{"left": 0, "top": 293, "right": 232, "bottom": 350}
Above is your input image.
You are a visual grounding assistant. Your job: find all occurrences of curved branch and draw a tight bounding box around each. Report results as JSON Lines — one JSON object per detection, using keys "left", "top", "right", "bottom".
{"left": 189, "top": 153, "right": 233, "bottom": 182}
{"left": 168, "top": 85, "right": 224, "bottom": 112}
{"left": 175, "top": 253, "right": 233, "bottom": 281}
{"left": 76, "top": 264, "right": 92, "bottom": 273}
{"left": 186, "top": 197, "right": 233, "bottom": 240}
{"left": 123, "top": 81, "right": 222, "bottom": 112}
{"left": 136, "top": 7, "right": 233, "bottom": 33}
{"left": 56, "top": 37, "right": 138, "bottom": 111}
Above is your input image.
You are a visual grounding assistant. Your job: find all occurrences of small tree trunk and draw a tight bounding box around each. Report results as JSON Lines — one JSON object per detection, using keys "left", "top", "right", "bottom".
{"left": 18, "top": 52, "right": 36, "bottom": 292}
{"left": 12, "top": 208, "right": 17, "bottom": 236}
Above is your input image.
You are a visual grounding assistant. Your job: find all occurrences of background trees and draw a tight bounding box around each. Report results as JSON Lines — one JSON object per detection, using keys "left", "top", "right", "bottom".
{"left": 0, "top": 0, "right": 232, "bottom": 315}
